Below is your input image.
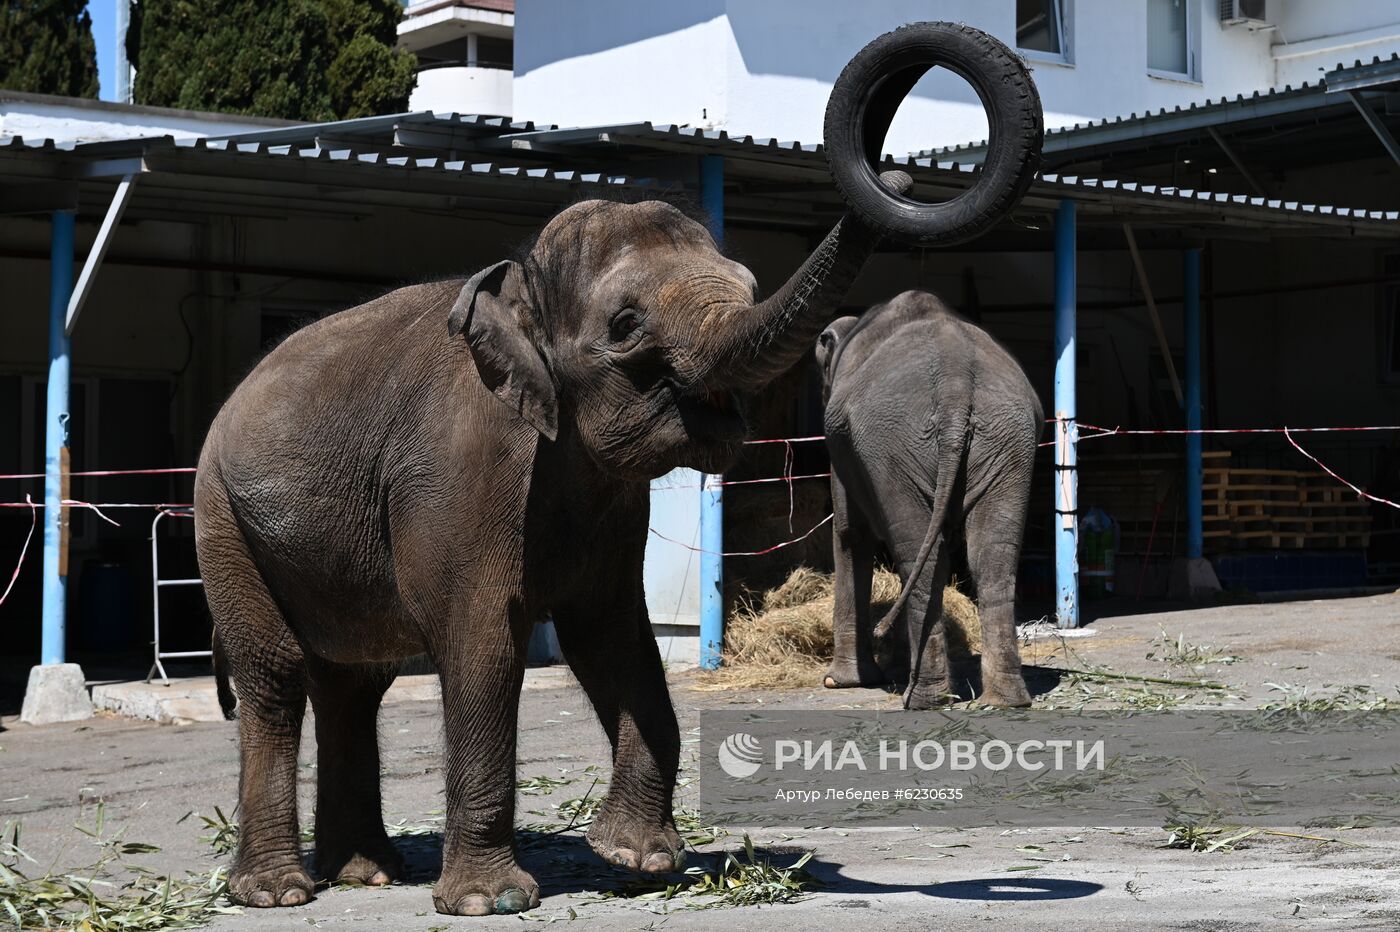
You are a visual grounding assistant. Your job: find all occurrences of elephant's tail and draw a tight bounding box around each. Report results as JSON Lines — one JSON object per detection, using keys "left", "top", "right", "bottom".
{"left": 872, "top": 410, "right": 971, "bottom": 667}
{"left": 212, "top": 628, "right": 238, "bottom": 720}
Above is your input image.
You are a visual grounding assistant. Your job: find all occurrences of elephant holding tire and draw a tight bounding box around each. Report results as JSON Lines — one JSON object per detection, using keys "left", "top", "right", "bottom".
{"left": 194, "top": 22, "right": 1041, "bottom": 916}
{"left": 817, "top": 291, "right": 1043, "bottom": 709}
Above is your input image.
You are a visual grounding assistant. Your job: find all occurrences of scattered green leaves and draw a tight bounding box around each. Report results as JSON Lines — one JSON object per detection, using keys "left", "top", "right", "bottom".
{"left": 576, "top": 835, "right": 815, "bottom": 913}
{"left": 1, "top": 808, "right": 239, "bottom": 930}
{"left": 1146, "top": 628, "right": 1242, "bottom": 670}
{"left": 517, "top": 775, "right": 578, "bottom": 796}
{"left": 684, "top": 836, "right": 815, "bottom": 908}
{"left": 1260, "top": 683, "right": 1399, "bottom": 712}
{"left": 1162, "top": 821, "right": 1354, "bottom": 853}
{"left": 192, "top": 807, "right": 240, "bottom": 856}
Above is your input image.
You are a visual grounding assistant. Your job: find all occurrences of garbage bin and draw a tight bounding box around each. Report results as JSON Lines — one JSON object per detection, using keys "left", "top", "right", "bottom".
{"left": 1081, "top": 507, "right": 1118, "bottom": 600}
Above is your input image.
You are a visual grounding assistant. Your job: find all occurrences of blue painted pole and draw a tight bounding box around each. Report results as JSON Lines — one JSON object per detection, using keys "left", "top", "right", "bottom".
{"left": 698, "top": 155, "right": 724, "bottom": 669}
{"left": 42, "top": 211, "right": 75, "bottom": 665}
{"left": 1184, "top": 248, "right": 1203, "bottom": 560}
{"left": 1053, "top": 200, "right": 1079, "bottom": 629}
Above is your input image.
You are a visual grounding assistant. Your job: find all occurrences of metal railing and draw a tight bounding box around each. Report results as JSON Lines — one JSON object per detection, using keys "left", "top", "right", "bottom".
{"left": 146, "top": 507, "right": 206, "bottom": 685}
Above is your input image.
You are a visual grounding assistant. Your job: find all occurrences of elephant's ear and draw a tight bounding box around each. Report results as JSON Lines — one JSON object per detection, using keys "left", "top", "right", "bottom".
{"left": 449, "top": 260, "right": 559, "bottom": 441}
{"left": 816, "top": 315, "right": 860, "bottom": 376}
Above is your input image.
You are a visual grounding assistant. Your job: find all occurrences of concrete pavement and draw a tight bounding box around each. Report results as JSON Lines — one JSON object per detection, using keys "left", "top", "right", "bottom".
{"left": 3, "top": 592, "right": 1400, "bottom": 930}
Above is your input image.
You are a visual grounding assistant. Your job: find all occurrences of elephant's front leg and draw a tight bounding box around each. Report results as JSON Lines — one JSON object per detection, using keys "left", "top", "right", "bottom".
{"left": 553, "top": 585, "right": 683, "bottom": 873}
{"left": 430, "top": 598, "right": 539, "bottom": 916}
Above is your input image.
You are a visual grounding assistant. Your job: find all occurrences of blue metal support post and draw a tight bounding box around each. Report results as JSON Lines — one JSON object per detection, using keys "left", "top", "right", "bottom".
{"left": 1184, "top": 248, "right": 1203, "bottom": 560}
{"left": 698, "top": 155, "right": 725, "bottom": 668}
{"left": 1053, "top": 200, "right": 1079, "bottom": 628}
{"left": 42, "top": 211, "right": 74, "bottom": 665}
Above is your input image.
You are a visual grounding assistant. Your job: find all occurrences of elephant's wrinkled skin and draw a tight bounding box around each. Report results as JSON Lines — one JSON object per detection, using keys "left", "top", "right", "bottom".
{"left": 195, "top": 177, "right": 911, "bottom": 915}
{"left": 816, "top": 291, "right": 1042, "bottom": 709}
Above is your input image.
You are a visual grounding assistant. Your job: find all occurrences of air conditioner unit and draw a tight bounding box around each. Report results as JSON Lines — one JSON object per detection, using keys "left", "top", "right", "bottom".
{"left": 1220, "top": 0, "right": 1267, "bottom": 26}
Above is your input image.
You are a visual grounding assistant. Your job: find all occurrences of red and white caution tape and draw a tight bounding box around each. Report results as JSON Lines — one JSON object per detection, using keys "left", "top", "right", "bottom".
{"left": 0, "top": 466, "right": 197, "bottom": 481}
{"left": 649, "top": 512, "right": 834, "bottom": 558}
{"left": 742, "top": 436, "right": 826, "bottom": 445}
{"left": 0, "top": 500, "right": 191, "bottom": 513}
{"left": 650, "top": 471, "right": 831, "bottom": 491}
{"left": 1075, "top": 422, "right": 1400, "bottom": 438}
{"left": 1284, "top": 427, "right": 1399, "bottom": 510}
{"left": 0, "top": 495, "right": 37, "bottom": 609}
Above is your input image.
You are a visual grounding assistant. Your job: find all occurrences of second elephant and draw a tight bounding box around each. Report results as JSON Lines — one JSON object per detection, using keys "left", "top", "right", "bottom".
{"left": 817, "top": 290, "right": 1042, "bottom": 709}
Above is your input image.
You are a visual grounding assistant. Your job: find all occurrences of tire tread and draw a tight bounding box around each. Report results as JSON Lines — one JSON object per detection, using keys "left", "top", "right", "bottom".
{"left": 824, "top": 22, "right": 1044, "bottom": 247}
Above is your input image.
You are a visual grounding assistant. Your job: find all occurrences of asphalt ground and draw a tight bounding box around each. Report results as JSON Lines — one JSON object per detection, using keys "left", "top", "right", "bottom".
{"left": 3, "top": 589, "right": 1399, "bottom": 930}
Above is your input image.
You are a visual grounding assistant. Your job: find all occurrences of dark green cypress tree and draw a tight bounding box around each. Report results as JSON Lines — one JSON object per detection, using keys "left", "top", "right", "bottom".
{"left": 127, "top": 0, "right": 416, "bottom": 121}
{"left": 0, "top": 0, "right": 100, "bottom": 98}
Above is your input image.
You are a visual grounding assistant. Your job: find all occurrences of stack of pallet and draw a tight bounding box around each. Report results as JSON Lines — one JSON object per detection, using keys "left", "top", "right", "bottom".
{"left": 1065, "top": 451, "right": 1234, "bottom": 555}
{"left": 1202, "top": 458, "right": 1372, "bottom": 550}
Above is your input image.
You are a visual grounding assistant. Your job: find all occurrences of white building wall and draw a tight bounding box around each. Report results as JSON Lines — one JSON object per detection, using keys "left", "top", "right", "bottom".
{"left": 1271, "top": 0, "right": 1400, "bottom": 88}
{"left": 409, "top": 66, "right": 513, "bottom": 116}
{"left": 516, "top": 0, "right": 1400, "bottom": 152}
{"left": 514, "top": 1, "right": 730, "bottom": 130}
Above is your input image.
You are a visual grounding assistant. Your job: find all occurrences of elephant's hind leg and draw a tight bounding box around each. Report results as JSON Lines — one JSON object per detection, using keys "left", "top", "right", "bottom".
{"left": 899, "top": 536, "right": 954, "bottom": 710}
{"left": 306, "top": 659, "right": 402, "bottom": 887}
{"left": 195, "top": 486, "right": 313, "bottom": 907}
{"left": 963, "top": 491, "right": 1033, "bottom": 708}
{"left": 825, "top": 476, "right": 886, "bottom": 689}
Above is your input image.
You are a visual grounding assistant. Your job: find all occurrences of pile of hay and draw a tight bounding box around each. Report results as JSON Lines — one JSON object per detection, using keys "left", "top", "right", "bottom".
{"left": 696, "top": 566, "right": 981, "bottom": 689}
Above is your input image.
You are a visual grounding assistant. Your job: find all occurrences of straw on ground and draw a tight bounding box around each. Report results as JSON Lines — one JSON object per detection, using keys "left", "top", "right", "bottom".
{"left": 694, "top": 567, "right": 981, "bottom": 689}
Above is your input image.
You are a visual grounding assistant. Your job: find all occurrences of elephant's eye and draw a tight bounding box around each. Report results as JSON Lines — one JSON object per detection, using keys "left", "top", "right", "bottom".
{"left": 609, "top": 309, "right": 644, "bottom": 343}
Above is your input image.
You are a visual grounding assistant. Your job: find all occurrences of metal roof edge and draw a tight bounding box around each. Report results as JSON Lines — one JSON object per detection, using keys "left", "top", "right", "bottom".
{"left": 920, "top": 52, "right": 1400, "bottom": 160}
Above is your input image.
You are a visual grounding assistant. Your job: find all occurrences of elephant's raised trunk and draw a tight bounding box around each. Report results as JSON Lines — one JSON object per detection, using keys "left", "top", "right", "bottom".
{"left": 695, "top": 171, "right": 912, "bottom": 393}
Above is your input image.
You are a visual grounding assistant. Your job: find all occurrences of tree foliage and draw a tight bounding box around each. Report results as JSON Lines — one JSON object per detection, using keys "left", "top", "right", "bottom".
{"left": 0, "top": 0, "right": 100, "bottom": 98}
{"left": 128, "top": 0, "right": 417, "bottom": 120}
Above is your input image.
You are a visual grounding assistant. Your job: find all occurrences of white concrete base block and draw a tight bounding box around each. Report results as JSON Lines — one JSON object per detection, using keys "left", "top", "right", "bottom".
{"left": 1169, "top": 557, "right": 1222, "bottom": 601}
{"left": 92, "top": 677, "right": 224, "bottom": 724}
{"left": 20, "top": 663, "right": 93, "bottom": 726}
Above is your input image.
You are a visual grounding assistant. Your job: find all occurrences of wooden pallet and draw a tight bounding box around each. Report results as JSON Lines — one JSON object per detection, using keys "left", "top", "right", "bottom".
{"left": 1201, "top": 462, "right": 1372, "bottom": 550}
{"left": 1039, "top": 450, "right": 1373, "bottom": 555}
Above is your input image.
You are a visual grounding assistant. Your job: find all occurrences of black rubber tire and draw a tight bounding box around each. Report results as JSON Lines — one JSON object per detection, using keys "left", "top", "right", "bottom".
{"left": 824, "top": 22, "right": 1044, "bottom": 248}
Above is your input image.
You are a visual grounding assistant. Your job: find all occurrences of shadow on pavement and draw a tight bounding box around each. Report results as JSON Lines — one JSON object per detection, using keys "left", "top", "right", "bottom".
{"left": 947, "top": 658, "right": 1065, "bottom": 701}
{"left": 374, "top": 832, "right": 1096, "bottom": 904}
{"left": 800, "top": 857, "right": 1104, "bottom": 901}
{"left": 927, "top": 877, "right": 1103, "bottom": 900}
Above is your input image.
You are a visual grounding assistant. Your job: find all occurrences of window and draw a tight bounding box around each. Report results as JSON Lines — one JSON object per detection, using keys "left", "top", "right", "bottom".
{"left": 1017, "top": 0, "right": 1067, "bottom": 58}
{"left": 475, "top": 35, "right": 513, "bottom": 71}
{"left": 1147, "top": 0, "right": 1195, "bottom": 78}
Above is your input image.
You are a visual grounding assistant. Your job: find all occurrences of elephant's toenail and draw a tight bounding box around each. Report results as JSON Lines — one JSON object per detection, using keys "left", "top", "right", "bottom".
{"left": 495, "top": 888, "right": 530, "bottom": 913}
{"left": 450, "top": 894, "right": 493, "bottom": 916}
{"left": 248, "top": 890, "right": 275, "bottom": 908}
{"left": 367, "top": 870, "right": 391, "bottom": 886}
{"left": 609, "top": 848, "right": 640, "bottom": 869}
{"left": 279, "top": 888, "right": 308, "bottom": 906}
{"left": 642, "top": 852, "right": 677, "bottom": 872}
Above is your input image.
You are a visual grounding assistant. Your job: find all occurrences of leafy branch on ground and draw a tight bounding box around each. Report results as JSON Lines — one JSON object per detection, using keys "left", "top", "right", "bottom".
{"left": 1145, "top": 628, "right": 1242, "bottom": 670}
{"left": 562, "top": 835, "right": 815, "bottom": 914}
{"left": 1259, "top": 682, "right": 1399, "bottom": 712}
{"left": 1034, "top": 632, "right": 1238, "bottom": 710}
{"left": 2, "top": 806, "right": 238, "bottom": 930}
{"left": 1162, "top": 820, "right": 1357, "bottom": 853}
